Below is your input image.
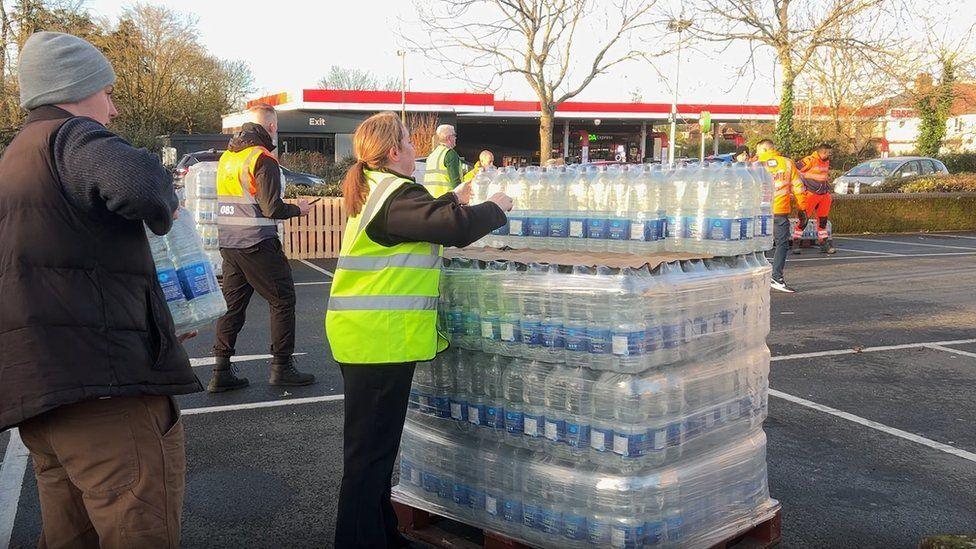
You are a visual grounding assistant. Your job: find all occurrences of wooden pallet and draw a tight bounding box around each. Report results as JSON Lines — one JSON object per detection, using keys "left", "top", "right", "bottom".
{"left": 394, "top": 501, "right": 782, "bottom": 549}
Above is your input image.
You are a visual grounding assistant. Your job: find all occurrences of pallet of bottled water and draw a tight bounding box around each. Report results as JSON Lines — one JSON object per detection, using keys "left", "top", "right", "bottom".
{"left": 182, "top": 162, "right": 222, "bottom": 276}
{"left": 396, "top": 422, "right": 778, "bottom": 548}
{"left": 469, "top": 163, "right": 774, "bottom": 256}
{"left": 438, "top": 252, "right": 771, "bottom": 374}
{"left": 147, "top": 207, "right": 227, "bottom": 334}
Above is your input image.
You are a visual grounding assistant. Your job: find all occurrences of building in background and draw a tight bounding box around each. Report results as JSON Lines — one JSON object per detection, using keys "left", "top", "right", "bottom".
{"left": 878, "top": 81, "right": 976, "bottom": 155}
{"left": 221, "top": 89, "right": 779, "bottom": 164}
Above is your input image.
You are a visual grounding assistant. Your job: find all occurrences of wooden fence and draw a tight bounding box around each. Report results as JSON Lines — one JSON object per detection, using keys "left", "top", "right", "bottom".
{"left": 281, "top": 197, "right": 347, "bottom": 259}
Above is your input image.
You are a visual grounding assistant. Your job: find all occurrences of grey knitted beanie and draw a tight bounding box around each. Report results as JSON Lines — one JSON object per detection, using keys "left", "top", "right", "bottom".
{"left": 18, "top": 31, "right": 116, "bottom": 110}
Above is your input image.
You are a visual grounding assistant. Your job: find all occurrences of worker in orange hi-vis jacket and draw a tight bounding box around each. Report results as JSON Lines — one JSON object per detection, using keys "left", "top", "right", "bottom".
{"left": 797, "top": 143, "right": 836, "bottom": 254}
{"left": 756, "top": 139, "right": 806, "bottom": 293}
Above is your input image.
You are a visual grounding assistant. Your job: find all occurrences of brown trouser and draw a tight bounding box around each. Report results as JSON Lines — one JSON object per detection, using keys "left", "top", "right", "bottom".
{"left": 18, "top": 395, "right": 186, "bottom": 549}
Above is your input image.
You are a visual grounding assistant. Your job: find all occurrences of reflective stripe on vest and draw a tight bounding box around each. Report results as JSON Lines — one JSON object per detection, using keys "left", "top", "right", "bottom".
{"left": 216, "top": 146, "right": 280, "bottom": 246}
{"left": 800, "top": 154, "right": 831, "bottom": 194}
{"left": 325, "top": 169, "right": 448, "bottom": 364}
{"left": 423, "top": 144, "right": 454, "bottom": 197}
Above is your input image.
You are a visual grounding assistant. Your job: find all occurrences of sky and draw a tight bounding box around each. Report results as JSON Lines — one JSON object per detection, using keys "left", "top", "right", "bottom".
{"left": 80, "top": 0, "right": 972, "bottom": 107}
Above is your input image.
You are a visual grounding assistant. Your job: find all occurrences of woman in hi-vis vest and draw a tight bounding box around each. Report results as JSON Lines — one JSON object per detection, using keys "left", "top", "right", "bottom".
{"left": 326, "top": 112, "right": 513, "bottom": 548}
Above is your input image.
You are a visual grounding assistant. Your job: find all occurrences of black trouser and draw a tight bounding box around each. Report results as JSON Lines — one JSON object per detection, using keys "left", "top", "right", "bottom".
{"left": 772, "top": 214, "right": 791, "bottom": 283}
{"left": 213, "top": 238, "right": 296, "bottom": 359}
{"left": 335, "top": 362, "right": 416, "bottom": 549}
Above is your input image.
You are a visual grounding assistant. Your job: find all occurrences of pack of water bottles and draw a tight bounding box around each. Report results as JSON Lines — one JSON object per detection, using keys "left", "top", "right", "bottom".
{"left": 182, "top": 162, "right": 222, "bottom": 276}
{"left": 437, "top": 252, "right": 771, "bottom": 373}
{"left": 469, "top": 163, "right": 774, "bottom": 256}
{"left": 146, "top": 207, "right": 227, "bottom": 333}
{"left": 396, "top": 422, "right": 777, "bottom": 548}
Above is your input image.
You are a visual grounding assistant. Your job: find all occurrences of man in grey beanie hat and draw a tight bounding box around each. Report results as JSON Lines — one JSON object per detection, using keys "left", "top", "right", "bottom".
{"left": 0, "top": 31, "right": 201, "bottom": 548}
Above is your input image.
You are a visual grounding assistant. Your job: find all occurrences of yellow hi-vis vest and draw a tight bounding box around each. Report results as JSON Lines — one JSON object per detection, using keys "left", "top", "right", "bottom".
{"left": 216, "top": 146, "right": 279, "bottom": 248}
{"left": 325, "top": 170, "right": 449, "bottom": 364}
{"left": 423, "top": 144, "right": 455, "bottom": 197}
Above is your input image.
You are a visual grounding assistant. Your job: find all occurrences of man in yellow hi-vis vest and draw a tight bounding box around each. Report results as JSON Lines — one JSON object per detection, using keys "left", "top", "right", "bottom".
{"left": 423, "top": 124, "right": 463, "bottom": 197}
{"left": 211, "top": 103, "right": 315, "bottom": 392}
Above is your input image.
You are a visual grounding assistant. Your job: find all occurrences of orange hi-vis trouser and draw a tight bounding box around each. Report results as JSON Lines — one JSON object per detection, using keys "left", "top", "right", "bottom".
{"left": 795, "top": 192, "right": 832, "bottom": 242}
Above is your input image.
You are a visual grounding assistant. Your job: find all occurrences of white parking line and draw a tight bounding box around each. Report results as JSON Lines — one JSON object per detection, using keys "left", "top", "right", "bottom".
{"left": 189, "top": 353, "right": 307, "bottom": 368}
{"left": 833, "top": 247, "right": 901, "bottom": 256}
{"left": 925, "top": 344, "right": 976, "bottom": 359}
{"left": 183, "top": 393, "right": 345, "bottom": 415}
{"left": 924, "top": 233, "right": 976, "bottom": 241}
{"left": 0, "top": 429, "right": 29, "bottom": 549}
{"left": 788, "top": 251, "right": 976, "bottom": 262}
{"left": 769, "top": 389, "right": 976, "bottom": 464}
{"left": 836, "top": 236, "right": 976, "bottom": 251}
{"left": 771, "top": 338, "right": 976, "bottom": 361}
{"left": 298, "top": 259, "right": 334, "bottom": 278}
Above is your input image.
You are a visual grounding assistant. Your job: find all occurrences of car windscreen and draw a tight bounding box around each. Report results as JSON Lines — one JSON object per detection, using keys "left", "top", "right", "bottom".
{"left": 846, "top": 159, "right": 903, "bottom": 177}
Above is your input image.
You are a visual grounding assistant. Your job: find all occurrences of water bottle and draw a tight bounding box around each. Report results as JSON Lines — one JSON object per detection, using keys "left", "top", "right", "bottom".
{"left": 733, "top": 163, "right": 756, "bottom": 255}
{"left": 146, "top": 230, "right": 193, "bottom": 330}
{"left": 682, "top": 163, "right": 707, "bottom": 255}
{"left": 567, "top": 166, "right": 592, "bottom": 251}
{"left": 460, "top": 259, "right": 483, "bottom": 351}
{"left": 497, "top": 262, "right": 522, "bottom": 357}
{"left": 563, "top": 367, "right": 595, "bottom": 459}
{"left": 543, "top": 365, "right": 570, "bottom": 451}
{"left": 482, "top": 443, "right": 507, "bottom": 529}
{"left": 563, "top": 266, "right": 591, "bottom": 368}
{"left": 167, "top": 208, "right": 226, "bottom": 328}
{"left": 466, "top": 352, "right": 488, "bottom": 429}
{"left": 483, "top": 167, "right": 510, "bottom": 247}
{"left": 590, "top": 372, "right": 617, "bottom": 465}
{"left": 520, "top": 263, "right": 547, "bottom": 360}
{"left": 663, "top": 164, "right": 685, "bottom": 252}
{"left": 754, "top": 163, "right": 774, "bottom": 250}
{"left": 606, "top": 165, "right": 631, "bottom": 253}
{"left": 502, "top": 358, "right": 527, "bottom": 441}
{"left": 625, "top": 164, "right": 652, "bottom": 255}
{"left": 413, "top": 359, "right": 434, "bottom": 414}
{"left": 586, "top": 267, "right": 615, "bottom": 371}
{"left": 610, "top": 268, "right": 647, "bottom": 374}
{"left": 703, "top": 163, "right": 738, "bottom": 256}
{"left": 546, "top": 166, "right": 571, "bottom": 251}
{"left": 541, "top": 263, "right": 565, "bottom": 362}
{"left": 430, "top": 351, "right": 453, "bottom": 418}
{"left": 479, "top": 261, "right": 503, "bottom": 354}
{"left": 586, "top": 166, "right": 611, "bottom": 251}
{"left": 523, "top": 166, "right": 549, "bottom": 249}
{"left": 522, "top": 360, "right": 550, "bottom": 447}
{"left": 506, "top": 168, "right": 529, "bottom": 247}
{"left": 450, "top": 348, "right": 470, "bottom": 423}
{"left": 485, "top": 354, "right": 508, "bottom": 433}
{"left": 657, "top": 261, "right": 685, "bottom": 365}
{"left": 649, "top": 164, "right": 668, "bottom": 251}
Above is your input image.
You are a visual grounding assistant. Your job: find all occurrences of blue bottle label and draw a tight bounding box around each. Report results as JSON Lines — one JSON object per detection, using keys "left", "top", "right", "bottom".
{"left": 607, "top": 218, "right": 630, "bottom": 240}
{"left": 505, "top": 410, "right": 524, "bottom": 435}
{"left": 644, "top": 326, "right": 662, "bottom": 352}
{"left": 450, "top": 398, "right": 467, "bottom": 421}
{"left": 613, "top": 431, "right": 648, "bottom": 458}
{"left": 492, "top": 220, "right": 511, "bottom": 236}
{"left": 541, "top": 508, "right": 562, "bottom": 534}
{"left": 655, "top": 218, "right": 668, "bottom": 240}
{"left": 462, "top": 312, "right": 481, "bottom": 336}
{"left": 408, "top": 388, "right": 419, "bottom": 410}
{"left": 667, "top": 422, "right": 685, "bottom": 447}
{"left": 565, "top": 327, "right": 589, "bottom": 352}
{"left": 520, "top": 320, "right": 543, "bottom": 345}
{"left": 480, "top": 316, "right": 500, "bottom": 340}
{"left": 611, "top": 524, "right": 645, "bottom": 549}
{"left": 738, "top": 217, "right": 754, "bottom": 240}
{"left": 568, "top": 217, "right": 587, "bottom": 239}
{"left": 542, "top": 322, "right": 565, "bottom": 348}
{"left": 451, "top": 483, "right": 469, "bottom": 506}
{"left": 417, "top": 393, "right": 433, "bottom": 415}
{"left": 527, "top": 217, "right": 550, "bottom": 237}
{"left": 666, "top": 515, "right": 684, "bottom": 542}
{"left": 157, "top": 269, "right": 184, "bottom": 303}
{"left": 437, "top": 478, "right": 451, "bottom": 499}
{"left": 508, "top": 216, "right": 528, "bottom": 236}
{"left": 649, "top": 426, "right": 668, "bottom": 452}
{"left": 548, "top": 217, "right": 569, "bottom": 238}
{"left": 503, "top": 498, "right": 523, "bottom": 523}
{"left": 522, "top": 504, "right": 543, "bottom": 530}
{"left": 646, "top": 521, "right": 666, "bottom": 545}
{"left": 588, "top": 520, "right": 611, "bottom": 545}
{"left": 544, "top": 418, "right": 566, "bottom": 443}
{"left": 611, "top": 330, "right": 645, "bottom": 356}
{"left": 421, "top": 471, "right": 439, "bottom": 493}
{"left": 587, "top": 218, "right": 609, "bottom": 239}
{"left": 484, "top": 492, "right": 500, "bottom": 516}
{"left": 523, "top": 413, "right": 544, "bottom": 437}
{"left": 587, "top": 326, "right": 611, "bottom": 355}
{"left": 564, "top": 514, "right": 588, "bottom": 541}
{"left": 706, "top": 218, "right": 735, "bottom": 241}
{"left": 662, "top": 324, "right": 682, "bottom": 349}
{"left": 447, "top": 310, "right": 463, "bottom": 334}
{"left": 499, "top": 320, "right": 520, "bottom": 343}
{"left": 591, "top": 427, "right": 614, "bottom": 452}
{"left": 760, "top": 214, "right": 773, "bottom": 237}
{"left": 566, "top": 422, "right": 590, "bottom": 448}
{"left": 433, "top": 396, "right": 451, "bottom": 419}
{"left": 468, "top": 486, "right": 485, "bottom": 510}
{"left": 467, "top": 403, "right": 488, "bottom": 426}
{"left": 486, "top": 406, "right": 505, "bottom": 430}
{"left": 665, "top": 216, "right": 679, "bottom": 238}
{"left": 177, "top": 261, "right": 216, "bottom": 299}
{"left": 683, "top": 215, "right": 703, "bottom": 239}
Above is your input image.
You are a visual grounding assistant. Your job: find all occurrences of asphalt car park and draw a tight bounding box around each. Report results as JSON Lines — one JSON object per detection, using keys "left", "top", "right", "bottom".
{"left": 2, "top": 232, "right": 976, "bottom": 548}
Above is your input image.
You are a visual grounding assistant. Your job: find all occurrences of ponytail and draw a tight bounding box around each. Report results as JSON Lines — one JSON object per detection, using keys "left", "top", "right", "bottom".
{"left": 342, "top": 160, "right": 369, "bottom": 217}
{"left": 342, "top": 112, "right": 409, "bottom": 218}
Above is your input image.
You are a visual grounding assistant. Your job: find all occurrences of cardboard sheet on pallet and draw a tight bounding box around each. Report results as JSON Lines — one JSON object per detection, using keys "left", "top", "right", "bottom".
{"left": 448, "top": 246, "right": 714, "bottom": 270}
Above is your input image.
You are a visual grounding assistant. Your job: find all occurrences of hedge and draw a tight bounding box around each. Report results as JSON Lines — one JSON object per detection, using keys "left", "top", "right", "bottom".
{"left": 830, "top": 193, "right": 976, "bottom": 233}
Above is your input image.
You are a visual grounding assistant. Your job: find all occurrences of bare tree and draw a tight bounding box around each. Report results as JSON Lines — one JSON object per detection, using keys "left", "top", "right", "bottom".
{"left": 317, "top": 65, "right": 399, "bottom": 91}
{"left": 407, "top": 0, "right": 661, "bottom": 162}
{"left": 406, "top": 112, "right": 439, "bottom": 157}
{"left": 687, "top": 0, "right": 900, "bottom": 154}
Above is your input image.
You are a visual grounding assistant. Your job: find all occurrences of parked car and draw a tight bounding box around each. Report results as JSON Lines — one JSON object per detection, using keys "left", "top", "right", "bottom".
{"left": 281, "top": 166, "right": 326, "bottom": 187}
{"left": 833, "top": 157, "right": 949, "bottom": 194}
{"left": 173, "top": 149, "right": 325, "bottom": 189}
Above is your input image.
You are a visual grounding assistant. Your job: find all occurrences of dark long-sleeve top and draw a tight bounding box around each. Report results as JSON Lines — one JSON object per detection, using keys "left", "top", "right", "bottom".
{"left": 227, "top": 123, "right": 301, "bottom": 220}
{"left": 52, "top": 110, "right": 179, "bottom": 235}
{"left": 365, "top": 169, "right": 506, "bottom": 248}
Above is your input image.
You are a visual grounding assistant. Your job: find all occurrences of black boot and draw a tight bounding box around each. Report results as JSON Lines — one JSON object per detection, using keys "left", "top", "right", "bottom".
{"left": 207, "top": 357, "right": 250, "bottom": 393}
{"left": 269, "top": 356, "right": 315, "bottom": 386}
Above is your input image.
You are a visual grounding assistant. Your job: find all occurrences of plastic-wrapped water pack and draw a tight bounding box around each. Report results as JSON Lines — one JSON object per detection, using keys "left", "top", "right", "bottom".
{"left": 182, "top": 161, "right": 222, "bottom": 276}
